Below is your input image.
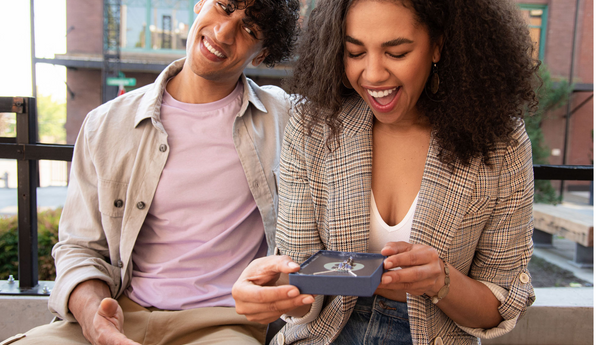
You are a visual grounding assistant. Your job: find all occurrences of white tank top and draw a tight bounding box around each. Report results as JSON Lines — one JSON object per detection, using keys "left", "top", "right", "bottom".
{"left": 368, "top": 191, "right": 418, "bottom": 253}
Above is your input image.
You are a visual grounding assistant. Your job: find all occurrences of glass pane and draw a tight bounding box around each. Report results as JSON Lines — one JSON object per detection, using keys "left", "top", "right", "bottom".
{"left": 36, "top": 64, "right": 67, "bottom": 144}
{"left": 150, "top": 1, "right": 191, "bottom": 50}
{"left": 122, "top": 0, "right": 191, "bottom": 50}
{"left": 0, "top": 113, "right": 16, "bottom": 138}
{"left": 122, "top": 2, "right": 149, "bottom": 49}
{"left": 521, "top": 8, "right": 544, "bottom": 59}
{"left": 37, "top": 159, "right": 68, "bottom": 281}
{"left": 529, "top": 27, "right": 541, "bottom": 60}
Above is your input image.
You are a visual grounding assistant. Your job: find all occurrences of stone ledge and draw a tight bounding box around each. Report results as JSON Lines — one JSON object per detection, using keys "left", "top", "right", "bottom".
{"left": 482, "top": 287, "right": 593, "bottom": 345}
{"left": 0, "top": 288, "right": 593, "bottom": 343}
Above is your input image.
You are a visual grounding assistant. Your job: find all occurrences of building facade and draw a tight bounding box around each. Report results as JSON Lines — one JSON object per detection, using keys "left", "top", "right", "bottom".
{"left": 42, "top": 0, "right": 592, "bottom": 193}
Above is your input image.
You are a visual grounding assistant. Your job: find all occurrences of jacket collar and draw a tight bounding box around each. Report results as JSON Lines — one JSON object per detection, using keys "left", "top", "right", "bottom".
{"left": 338, "top": 94, "right": 374, "bottom": 137}
{"left": 133, "top": 57, "right": 266, "bottom": 130}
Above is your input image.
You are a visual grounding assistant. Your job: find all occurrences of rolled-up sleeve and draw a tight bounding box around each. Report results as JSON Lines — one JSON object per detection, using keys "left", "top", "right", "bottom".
{"left": 462, "top": 123, "right": 536, "bottom": 337}
{"left": 49, "top": 114, "right": 121, "bottom": 322}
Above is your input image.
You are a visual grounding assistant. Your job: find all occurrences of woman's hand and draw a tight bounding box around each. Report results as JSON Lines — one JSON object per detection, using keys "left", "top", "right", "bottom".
{"left": 232, "top": 256, "right": 315, "bottom": 324}
{"left": 377, "top": 241, "right": 446, "bottom": 298}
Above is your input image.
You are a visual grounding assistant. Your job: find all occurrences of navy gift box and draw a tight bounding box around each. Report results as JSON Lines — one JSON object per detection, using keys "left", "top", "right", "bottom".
{"left": 289, "top": 250, "right": 386, "bottom": 297}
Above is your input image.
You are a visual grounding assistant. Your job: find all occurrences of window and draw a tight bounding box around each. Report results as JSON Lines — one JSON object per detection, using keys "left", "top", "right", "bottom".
{"left": 519, "top": 4, "right": 548, "bottom": 60}
{"left": 122, "top": 0, "right": 194, "bottom": 52}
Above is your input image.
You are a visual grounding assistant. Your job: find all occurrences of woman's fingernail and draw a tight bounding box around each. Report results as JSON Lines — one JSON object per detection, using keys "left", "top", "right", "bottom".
{"left": 302, "top": 296, "right": 314, "bottom": 304}
{"left": 288, "top": 261, "right": 300, "bottom": 269}
{"left": 382, "top": 276, "right": 392, "bottom": 284}
{"left": 288, "top": 289, "right": 299, "bottom": 298}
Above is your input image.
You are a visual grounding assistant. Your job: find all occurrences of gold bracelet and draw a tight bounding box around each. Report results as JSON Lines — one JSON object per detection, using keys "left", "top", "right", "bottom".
{"left": 431, "top": 259, "right": 450, "bottom": 304}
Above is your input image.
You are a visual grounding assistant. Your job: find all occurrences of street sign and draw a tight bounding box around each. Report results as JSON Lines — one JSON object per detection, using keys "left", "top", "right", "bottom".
{"left": 106, "top": 77, "right": 137, "bottom": 87}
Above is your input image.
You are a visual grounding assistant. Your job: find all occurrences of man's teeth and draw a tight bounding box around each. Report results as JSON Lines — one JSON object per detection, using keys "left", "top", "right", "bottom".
{"left": 367, "top": 88, "right": 397, "bottom": 98}
{"left": 203, "top": 39, "right": 225, "bottom": 58}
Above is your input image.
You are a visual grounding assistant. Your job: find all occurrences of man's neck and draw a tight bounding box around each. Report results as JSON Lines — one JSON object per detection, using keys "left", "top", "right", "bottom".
{"left": 166, "top": 64, "right": 241, "bottom": 104}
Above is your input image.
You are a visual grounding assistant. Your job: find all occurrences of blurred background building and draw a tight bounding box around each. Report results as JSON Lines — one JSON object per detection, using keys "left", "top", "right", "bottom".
{"left": 3, "top": 0, "right": 594, "bottom": 199}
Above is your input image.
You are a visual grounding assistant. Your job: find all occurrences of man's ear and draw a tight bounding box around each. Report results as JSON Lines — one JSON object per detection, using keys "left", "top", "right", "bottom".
{"left": 194, "top": 0, "right": 206, "bottom": 14}
{"left": 251, "top": 49, "right": 269, "bottom": 66}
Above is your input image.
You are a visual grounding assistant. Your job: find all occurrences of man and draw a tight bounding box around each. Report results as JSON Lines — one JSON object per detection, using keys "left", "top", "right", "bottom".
{"left": 3, "top": 1, "right": 299, "bottom": 344}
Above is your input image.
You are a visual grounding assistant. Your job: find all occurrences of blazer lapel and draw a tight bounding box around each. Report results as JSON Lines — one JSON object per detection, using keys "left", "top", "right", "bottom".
{"left": 411, "top": 136, "right": 483, "bottom": 258}
{"left": 326, "top": 96, "right": 373, "bottom": 253}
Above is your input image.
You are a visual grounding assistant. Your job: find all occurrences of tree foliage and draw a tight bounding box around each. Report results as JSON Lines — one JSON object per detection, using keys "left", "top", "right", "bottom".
{"left": 37, "top": 93, "right": 67, "bottom": 144}
{"left": 524, "top": 64, "right": 573, "bottom": 204}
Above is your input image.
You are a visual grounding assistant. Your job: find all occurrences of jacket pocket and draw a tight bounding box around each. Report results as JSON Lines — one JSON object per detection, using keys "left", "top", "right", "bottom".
{"left": 461, "top": 196, "right": 491, "bottom": 228}
{"left": 98, "top": 179, "right": 128, "bottom": 218}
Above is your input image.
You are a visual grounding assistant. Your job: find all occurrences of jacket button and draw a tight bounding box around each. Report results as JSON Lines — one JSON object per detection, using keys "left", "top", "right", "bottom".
{"left": 136, "top": 201, "right": 146, "bottom": 210}
{"left": 114, "top": 199, "right": 124, "bottom": 208}
{"left": 519, "top": 272, "right": 530, "bottom": 284}
{"left": 434, "top": 337, "right": 444, "bottom": 345}
{"left": 117, "top": 260, "right": 123, "bottom": 268}
{"left": 159, "top": 144, "right": 167, "bottom": 152}
{"left": 277, "top": 332, "right": 285, "bottom": 345}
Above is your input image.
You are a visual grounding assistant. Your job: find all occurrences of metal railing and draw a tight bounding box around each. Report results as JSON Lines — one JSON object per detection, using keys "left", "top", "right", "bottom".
{"left": 0, "top": 96, "right": 594, "bottom": 295}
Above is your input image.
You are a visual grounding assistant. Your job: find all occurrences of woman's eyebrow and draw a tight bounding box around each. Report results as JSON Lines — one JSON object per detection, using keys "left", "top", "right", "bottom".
{"left": 345, "top": 35, "right": 414, "bottom": 47}
{"left": 381, "top": 37, "right": 413, "bottom": 47}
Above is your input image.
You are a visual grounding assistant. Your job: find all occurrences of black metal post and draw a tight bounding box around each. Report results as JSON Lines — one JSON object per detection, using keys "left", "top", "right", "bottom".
{"left": 559, "top": 0, "right": 581, "bottom": 200}
{"left": 16, "top": 98, "right": 39, "bottom": 289}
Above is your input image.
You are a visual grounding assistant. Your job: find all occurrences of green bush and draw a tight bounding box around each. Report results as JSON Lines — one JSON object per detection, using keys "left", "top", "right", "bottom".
{"left": 0, "top": 208, "right": 61, "bottom": 281}
{"left": 525, "top": 64, "right": 573, "bottom": 204}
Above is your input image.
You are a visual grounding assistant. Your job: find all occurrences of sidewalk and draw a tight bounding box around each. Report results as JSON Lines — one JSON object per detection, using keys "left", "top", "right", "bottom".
{"left": 0, "top": 186, "right": 68, "bottom": 216}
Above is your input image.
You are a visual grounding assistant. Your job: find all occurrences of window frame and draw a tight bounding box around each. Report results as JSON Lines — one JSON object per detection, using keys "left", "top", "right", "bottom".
{"left": 519, "top": 3, "right": 548, "bottom": 61}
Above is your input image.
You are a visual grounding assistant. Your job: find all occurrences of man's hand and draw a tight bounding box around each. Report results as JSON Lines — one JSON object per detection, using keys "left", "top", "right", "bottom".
{"left": 69, "top": 280, "right": 140, "bottom": 345}
{"left": 232, "top": 256, "right": 315, "bottom": 324}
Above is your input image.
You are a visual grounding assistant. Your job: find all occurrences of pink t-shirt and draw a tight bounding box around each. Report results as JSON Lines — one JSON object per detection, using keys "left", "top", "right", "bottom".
{"left": 126, "top": 81, "right": 267, "bottom": 309}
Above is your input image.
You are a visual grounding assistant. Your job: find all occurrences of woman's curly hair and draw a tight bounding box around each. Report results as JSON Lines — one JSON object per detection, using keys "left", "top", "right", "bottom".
{"left": 286, "top": 0, "right": 540, "bottom": 166}
{"left": 231, "top": 0, "right": 300, "bottom": 67}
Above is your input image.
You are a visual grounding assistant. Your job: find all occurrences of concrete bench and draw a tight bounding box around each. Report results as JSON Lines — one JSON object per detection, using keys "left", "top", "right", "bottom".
{"left": 532, "top": 203, "right": 593, "bottom": 267}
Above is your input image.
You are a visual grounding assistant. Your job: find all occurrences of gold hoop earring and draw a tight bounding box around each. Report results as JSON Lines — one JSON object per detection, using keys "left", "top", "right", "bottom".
{"left": 430, "top": 63, "right": 440, "bottom": 95}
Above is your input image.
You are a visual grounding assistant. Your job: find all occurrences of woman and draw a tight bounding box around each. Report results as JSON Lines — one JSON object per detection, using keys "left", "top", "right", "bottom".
{"left": 233, "top": 0, "right": 538, "bottom": 344}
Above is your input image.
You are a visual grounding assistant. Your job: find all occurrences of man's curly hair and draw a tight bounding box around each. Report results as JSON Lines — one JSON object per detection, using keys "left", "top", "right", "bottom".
{"left": 286, "top": 0, "right": 540, "bottom": 166}
{"left": 229, "top": 0, "right": 300, "bottom": 67}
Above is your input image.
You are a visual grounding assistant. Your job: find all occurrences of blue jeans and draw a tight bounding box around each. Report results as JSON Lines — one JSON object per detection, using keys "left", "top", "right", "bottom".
{"left": 331, "top": 295, "right": 412, "bottom": 345}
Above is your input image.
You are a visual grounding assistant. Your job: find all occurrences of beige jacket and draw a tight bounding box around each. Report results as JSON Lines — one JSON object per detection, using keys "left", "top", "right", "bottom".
{"left": 275, "top": 95, "right": 535, "bottom": 345}
{"left": 49, "top": 58, "right": 291, "bottom": 321}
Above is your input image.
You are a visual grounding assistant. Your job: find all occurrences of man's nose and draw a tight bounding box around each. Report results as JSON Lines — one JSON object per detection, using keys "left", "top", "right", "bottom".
{"left": 214, "top": 17, "right": 237, "bottom": 46}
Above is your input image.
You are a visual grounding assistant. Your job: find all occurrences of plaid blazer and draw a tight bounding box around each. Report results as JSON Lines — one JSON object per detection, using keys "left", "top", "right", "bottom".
{"left": 275, "top": 95, "right": 535, "bottom": 345}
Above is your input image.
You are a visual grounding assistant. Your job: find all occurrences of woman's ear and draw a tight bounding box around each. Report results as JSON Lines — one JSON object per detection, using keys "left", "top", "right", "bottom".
{"left": 433, "top": 36, "right": 444, "bottom": 63}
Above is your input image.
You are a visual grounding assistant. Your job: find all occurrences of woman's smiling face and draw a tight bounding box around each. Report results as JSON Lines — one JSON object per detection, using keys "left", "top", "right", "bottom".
{"left": 343, "top": 0, "right": 441, "bottom": 126}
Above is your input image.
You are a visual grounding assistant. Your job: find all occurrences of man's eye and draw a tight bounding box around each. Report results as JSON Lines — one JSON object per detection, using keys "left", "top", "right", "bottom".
{"left": 244, "top": 26, "right": 257, "bottom": 38}
{"left": 217, "top": 1, "right": 234, "bottom": 14}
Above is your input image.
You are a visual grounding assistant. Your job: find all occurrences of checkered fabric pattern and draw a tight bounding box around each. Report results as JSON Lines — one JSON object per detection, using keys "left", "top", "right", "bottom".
{"left": 275, "top": 95, "right": 535, "bottom": 345}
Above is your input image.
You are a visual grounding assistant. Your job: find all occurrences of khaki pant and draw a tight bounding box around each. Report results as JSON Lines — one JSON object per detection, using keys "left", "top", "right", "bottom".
{"left": 2, "top": 296, "right": 267, "bottom": 345}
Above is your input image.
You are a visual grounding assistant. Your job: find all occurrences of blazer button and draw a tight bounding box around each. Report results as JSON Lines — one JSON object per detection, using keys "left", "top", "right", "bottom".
{"left": 114, "top": 199, "right": 124, "bottom": 208}
{"left": 159, "top": 144, "right": 168, "bottom": 152}
{"left": 434, "top": 337, "right": 444, "bottom": 345}
{"left": 117, "top": 260, "right": 123, "bottom": 268}
{"left": 136, "top": 201, "right": 146, "bottom": 210}
{"left": 519, "top": 272, "right": 530, "bottom": 284}
{"left": 277, "top": 332, "right": 285, "bottom": 345}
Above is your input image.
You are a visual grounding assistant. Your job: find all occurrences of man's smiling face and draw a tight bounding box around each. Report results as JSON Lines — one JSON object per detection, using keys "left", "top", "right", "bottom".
{"left": 185, "top": 0, "right": 268, "bottom": 84}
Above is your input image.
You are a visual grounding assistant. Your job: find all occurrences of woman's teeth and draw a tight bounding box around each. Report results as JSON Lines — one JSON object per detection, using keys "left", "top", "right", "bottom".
{"left": 367, "top": 88, "right": 397, "bottom": 98}
{"left": 203, "top": 39, "right": 225, "bottom": 58}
